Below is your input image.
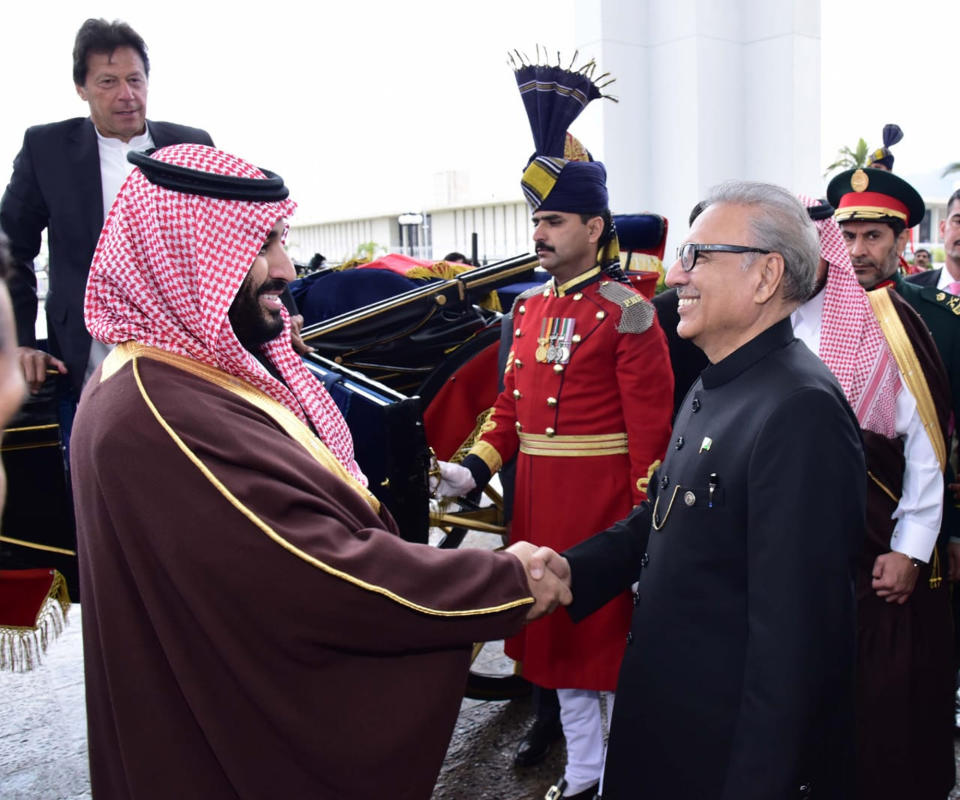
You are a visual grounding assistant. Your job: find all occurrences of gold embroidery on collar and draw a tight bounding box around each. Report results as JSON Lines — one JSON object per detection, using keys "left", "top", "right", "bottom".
{"left": 555, "top": 266, "right": 602, "bottom": 297}
{"left": 111, "top": 342, "right": 379, "bottom": 512}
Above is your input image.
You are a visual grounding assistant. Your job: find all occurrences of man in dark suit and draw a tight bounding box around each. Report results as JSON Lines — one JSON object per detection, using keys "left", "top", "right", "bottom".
{"left": 524, "top": 181, "right": 866, "bottom": 799}
{"left": 0, "top": 18, "right": 213, "bottom": 398}
{"left": 906, "top": 191, "right": 960, "bottom": 288}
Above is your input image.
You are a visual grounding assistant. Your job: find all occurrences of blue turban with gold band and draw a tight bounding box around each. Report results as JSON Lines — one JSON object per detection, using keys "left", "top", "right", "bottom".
{"left": 512, "top": 49, "right": 618, "bottom": 267}
{"left": 865, "top": 123, "right": 903, "bottom": 171}
{"left": 521, "top": 157, "right": 608, "bottom": 214}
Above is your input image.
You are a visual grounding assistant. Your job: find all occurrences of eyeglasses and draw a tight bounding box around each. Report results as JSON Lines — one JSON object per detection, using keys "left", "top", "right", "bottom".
{"left": 676, "top": 243, "right": 772, "bottom": 272}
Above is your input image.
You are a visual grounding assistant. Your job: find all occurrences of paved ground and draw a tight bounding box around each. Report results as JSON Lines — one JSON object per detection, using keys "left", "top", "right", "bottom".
{"left": 0, "top": 609, "right": 563, "bottom": 800}
{"left": 0, "top": 612, "right": 90, "bottom": 800}
{"left": 0, "top": 519, "right": 565, "bottom": 800}
{"left": 4, "top": 520, "right": 959, "bottom": 800}
{"left": 7, "top": 608, "right": 960, "bottom": 799}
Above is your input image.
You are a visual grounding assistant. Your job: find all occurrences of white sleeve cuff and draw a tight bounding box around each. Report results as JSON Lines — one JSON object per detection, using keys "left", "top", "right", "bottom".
{"left": 890, "top": 518, "right": 939, "bottom": 563}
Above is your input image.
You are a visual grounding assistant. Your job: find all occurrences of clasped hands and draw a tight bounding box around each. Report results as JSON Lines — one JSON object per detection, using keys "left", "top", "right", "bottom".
{"left": 505, "top": 541, "right": 572, "bottom": 621}
{"left": 871, "top": 551, "right": 919, "bottom": 604}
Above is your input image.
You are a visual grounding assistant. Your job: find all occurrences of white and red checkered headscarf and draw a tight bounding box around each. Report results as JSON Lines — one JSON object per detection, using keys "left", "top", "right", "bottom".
{"left": 86, "top": 144, "right": 365, "bottom": 483}
{"left": 799, "top": 193, "right": 899, "bottom": 437}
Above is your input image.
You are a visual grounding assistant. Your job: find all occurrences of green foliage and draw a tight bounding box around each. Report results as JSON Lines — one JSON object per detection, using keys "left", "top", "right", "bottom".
{"left": 823, "top": 138, "right": 869, "bottom": 178}
{"left": 349, "top": 241, "right": 386, "bottom": 263}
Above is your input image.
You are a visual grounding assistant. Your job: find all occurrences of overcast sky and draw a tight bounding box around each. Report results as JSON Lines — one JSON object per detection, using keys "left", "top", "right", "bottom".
{"left": 2, "top": 0, "right": 957, "bottom": 226}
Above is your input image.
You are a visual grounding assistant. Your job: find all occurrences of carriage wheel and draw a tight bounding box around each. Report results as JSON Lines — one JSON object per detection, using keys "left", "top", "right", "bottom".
{"left": 418, "top": 325, "right": 530, "bottom": 701}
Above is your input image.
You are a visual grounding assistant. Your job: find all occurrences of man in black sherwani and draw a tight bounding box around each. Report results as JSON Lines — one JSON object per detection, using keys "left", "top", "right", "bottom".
{"left": 527, "top": 181, "right": 866, "bottom": 800}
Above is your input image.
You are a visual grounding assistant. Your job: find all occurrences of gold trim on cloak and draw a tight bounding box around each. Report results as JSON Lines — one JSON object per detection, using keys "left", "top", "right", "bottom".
{"left": 105, "top": 343, "right": 533, "bottom": 619}
{"left": 105, "top": 342, "right": 379, "bottom": 512}
{"left": 867, "top": 289, "right": 947, "bottom": 472}
{"left": 865, "top": 291, "right": 947, "bottom": 589}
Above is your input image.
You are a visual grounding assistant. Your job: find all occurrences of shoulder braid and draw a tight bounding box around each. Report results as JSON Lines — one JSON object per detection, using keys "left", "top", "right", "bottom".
{"left": 597, "top": 282, "right": 655, "bottom": 334}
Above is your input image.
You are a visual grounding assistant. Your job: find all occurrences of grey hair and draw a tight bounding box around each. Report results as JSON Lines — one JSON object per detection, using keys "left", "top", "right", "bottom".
{"left": 701, "top": 180, "right": 818, "bottom": 303}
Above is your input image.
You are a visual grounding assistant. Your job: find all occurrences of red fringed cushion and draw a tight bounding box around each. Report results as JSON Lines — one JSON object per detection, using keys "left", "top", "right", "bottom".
{"left": 0, "top": 568, "right": 61, "bottom": 628}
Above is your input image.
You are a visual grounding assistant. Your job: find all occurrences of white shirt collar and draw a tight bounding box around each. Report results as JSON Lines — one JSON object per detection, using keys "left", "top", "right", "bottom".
{"left": 790, "top": 284, "right": 826, "bottom": 356}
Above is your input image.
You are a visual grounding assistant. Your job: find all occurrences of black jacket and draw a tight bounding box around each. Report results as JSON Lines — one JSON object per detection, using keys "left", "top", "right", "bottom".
{"left": 0, "top": 117, "right": 213, "bottom": 395}
{"left": 566, "top": 318, "right": 865, "bottom": 800}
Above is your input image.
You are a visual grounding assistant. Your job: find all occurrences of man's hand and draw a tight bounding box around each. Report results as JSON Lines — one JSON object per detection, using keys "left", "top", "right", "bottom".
{"left": 948, "top": 542, "right": 960, "bottom": 582}
{"left": 872, "top": 551, "right": 920, "bottom": 604}
{"left": 18, "top": 346, "right": 67, "bottom": 393}
{"left": 430, "top": 461, "right": 476, "bottom": 498}
{"left": 289, "top": 314, "right": 315, "bottom": 355}
{"left": 506, "top": 541, "right": 572, "bottom": 621}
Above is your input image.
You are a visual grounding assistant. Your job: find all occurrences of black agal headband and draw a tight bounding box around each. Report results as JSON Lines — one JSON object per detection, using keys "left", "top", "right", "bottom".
{"left": 127, "top": 149, "right": 289, "bottom": 201}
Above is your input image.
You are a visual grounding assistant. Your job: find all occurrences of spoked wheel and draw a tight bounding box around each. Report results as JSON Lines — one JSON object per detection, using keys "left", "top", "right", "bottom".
{"left": 419, "top": 325, "right": 528, "bottom": 700}
{"left": 430, "top": 484, "right": 504, "bottom": 549}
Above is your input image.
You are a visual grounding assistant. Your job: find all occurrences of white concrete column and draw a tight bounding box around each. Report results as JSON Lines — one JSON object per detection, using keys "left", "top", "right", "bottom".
{"left": 573, "top": 0, "right": 821, "bottom": 260}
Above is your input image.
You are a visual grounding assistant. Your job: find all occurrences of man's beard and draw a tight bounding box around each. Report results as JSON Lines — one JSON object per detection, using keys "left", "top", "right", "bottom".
{"left": 228, "top": 277, "right": 286, "bottom": 353}
{"left": 852, "top": 244, "right": 900, "bottom": 289}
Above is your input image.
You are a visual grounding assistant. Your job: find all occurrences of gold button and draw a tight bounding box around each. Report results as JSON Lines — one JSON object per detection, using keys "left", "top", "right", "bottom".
{"left": 518, "top": 304, "right": 526, "bottom": 314}
{"left": 515, "top": 421, "right": 522, "bottom": 432}
{"left": 545, "top": 427, "right": 556, "bottom": 437}
{"left": 546, "top": 397, "right": 557, "bottom": 407}
{"left": 573, "top": 292, "right": 583, "bottom": 300}
{"left": 513, "top": 389, "right": 522, "bottom": 399}
{"left": 515, "top": 359, "right": 523, "bottom": 369}
{"left": 572, "top": 334, "right": 581, "bottom": 343}
{"left": 596, "top": 311, "right": 606, "bottom": 320}
{"left": 553, "top": 364, "right": 564, "bottom": 373}
{"left": 515, "top": 328, "right": 522, "bottom": 338}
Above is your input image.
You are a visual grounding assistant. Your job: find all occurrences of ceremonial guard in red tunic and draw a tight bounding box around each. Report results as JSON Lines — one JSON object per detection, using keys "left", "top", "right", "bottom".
{"left": 435, "top": 53, "right": 673, "bottom": 800}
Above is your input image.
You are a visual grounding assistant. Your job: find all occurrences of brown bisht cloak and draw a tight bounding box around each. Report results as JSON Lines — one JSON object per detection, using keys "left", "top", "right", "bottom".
{"left": 71, "top": 347, "right": 532, "bottom": 800}
{"left": 857, "top": 290, "right": 955, "bottom": 799}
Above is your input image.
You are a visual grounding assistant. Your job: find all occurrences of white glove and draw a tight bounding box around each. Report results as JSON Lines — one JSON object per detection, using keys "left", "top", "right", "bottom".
{"left": 430, "top": 461, "right": 477, "bottom": 498}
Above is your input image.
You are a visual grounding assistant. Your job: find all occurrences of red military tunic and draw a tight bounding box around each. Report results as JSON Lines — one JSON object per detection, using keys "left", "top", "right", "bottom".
{"left": 469, "top": 267, "right": 674, "bottom": 689}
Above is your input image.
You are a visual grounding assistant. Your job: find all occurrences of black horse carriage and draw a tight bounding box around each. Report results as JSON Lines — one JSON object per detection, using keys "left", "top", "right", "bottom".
{"left": 0, "top": 213, "right": 668, "bottom": 695}
{"left": 291, "top": 212, "right": 668, "bottom": 544}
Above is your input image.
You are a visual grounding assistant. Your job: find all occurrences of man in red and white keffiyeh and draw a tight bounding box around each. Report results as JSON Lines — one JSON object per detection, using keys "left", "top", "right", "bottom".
{"left": 71, "top": 145, "right": 567, "bottom": 800}
{"left": 84, "top": 143, "right": 364, "bottom": 483}
{"left": 794, "top": 195, "right": 955, "bottom": 800}
{"left": 792, "top": 193, "right": 900, "bottom": 438}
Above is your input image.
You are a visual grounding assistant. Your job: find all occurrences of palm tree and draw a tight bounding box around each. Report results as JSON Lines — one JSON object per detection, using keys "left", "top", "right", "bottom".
{"left": 823, "top": 138, "right": 869, "bottom": 178}
{"left": 942, "top": 163, "right": 960, "bottom": 178}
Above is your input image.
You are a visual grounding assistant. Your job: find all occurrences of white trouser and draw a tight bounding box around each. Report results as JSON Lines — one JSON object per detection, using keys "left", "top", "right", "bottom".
{"left": 557, "top": 688, "right": 614, "bottom": 796}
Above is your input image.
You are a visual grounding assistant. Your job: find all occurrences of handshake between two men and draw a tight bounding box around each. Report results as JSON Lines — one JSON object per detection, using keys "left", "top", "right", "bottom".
{"left": 433, "top": 460, "right": 572, "bottom": 622}
{"left": 504, "top": 542, "right": 572, "bottom": 621}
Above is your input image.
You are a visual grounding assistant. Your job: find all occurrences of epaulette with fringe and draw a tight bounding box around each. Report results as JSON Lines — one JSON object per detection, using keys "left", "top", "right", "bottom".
{"left": 598, "top": 282, "right": 655, "bottom": 334}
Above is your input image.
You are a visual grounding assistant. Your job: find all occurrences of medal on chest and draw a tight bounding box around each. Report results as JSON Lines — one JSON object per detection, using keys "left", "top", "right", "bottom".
{"left": 536, "top": 317, "right": 575, "bottom": 364}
